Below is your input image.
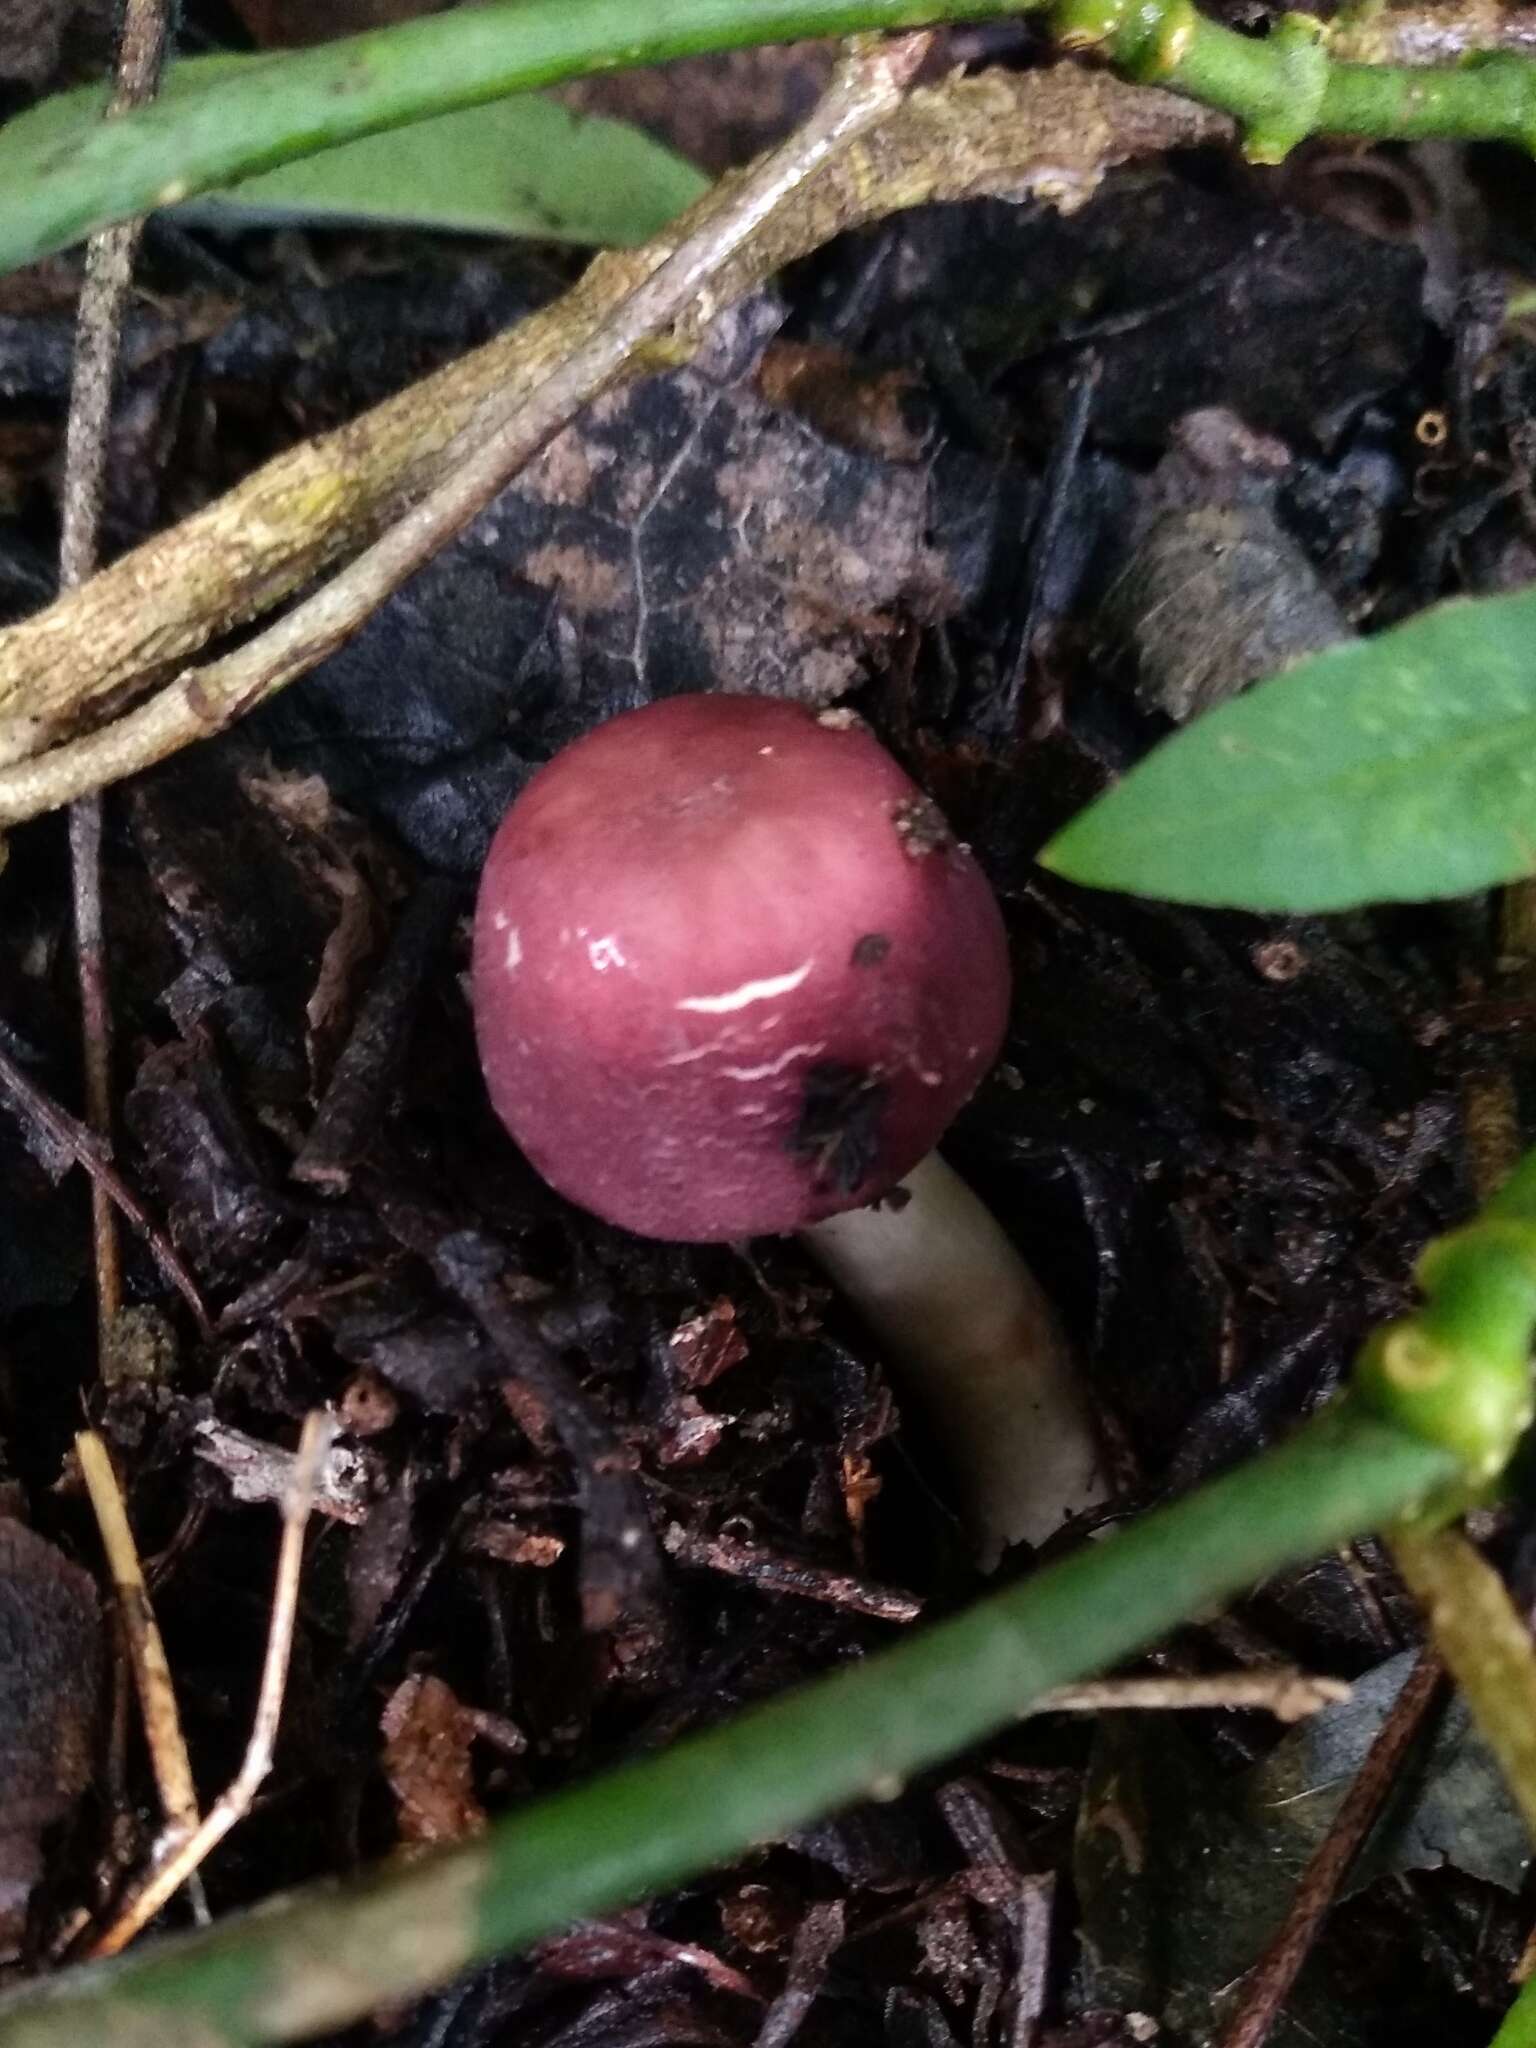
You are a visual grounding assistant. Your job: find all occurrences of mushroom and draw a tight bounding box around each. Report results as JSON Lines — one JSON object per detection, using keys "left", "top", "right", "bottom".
{"left": 471, "top": 694, "right": 1106, "bottom": 1558}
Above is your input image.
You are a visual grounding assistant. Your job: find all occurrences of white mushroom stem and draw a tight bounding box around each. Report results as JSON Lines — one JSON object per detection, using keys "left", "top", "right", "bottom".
{"left": 799, "top": 1152, "right": 1109, "bottom": 1566}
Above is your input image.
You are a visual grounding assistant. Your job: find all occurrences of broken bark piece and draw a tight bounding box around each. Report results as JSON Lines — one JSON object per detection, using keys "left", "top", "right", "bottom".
{"left": 379, "top": 1673, "right": 488, "bottom": 1847}
{"left": 191, "top": 1418, "right": 377, "bottom": 1523}
{"left": 293, "top": 876, "right": 459, "bottom": 1190}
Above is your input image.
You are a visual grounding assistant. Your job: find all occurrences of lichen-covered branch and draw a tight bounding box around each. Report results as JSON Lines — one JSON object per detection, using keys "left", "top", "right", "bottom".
{"left": 0, "top": 67, "right": 1228, "bottom": 791}
{"left": 1325, "top": 0, "right": 1536, "bottom": 67}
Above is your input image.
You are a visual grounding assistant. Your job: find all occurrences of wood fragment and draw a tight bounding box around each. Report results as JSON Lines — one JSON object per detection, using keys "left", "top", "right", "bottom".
{"left": 191, "top": 1418, "right": 376, "bottom": 1524}
{"left": 292, "top": 877, "right": 459, "bottom": 1190}
{"left": 662, "top": 1523, "right": 922, "bottom": 1622}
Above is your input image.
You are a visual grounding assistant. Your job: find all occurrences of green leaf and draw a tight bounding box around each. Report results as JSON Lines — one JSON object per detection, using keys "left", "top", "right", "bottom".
{"left": 0, "top": 59, "right": 707, "bottom": 250}
{"left": 1041, "top": 583, "right": 1536, "bottom": 911}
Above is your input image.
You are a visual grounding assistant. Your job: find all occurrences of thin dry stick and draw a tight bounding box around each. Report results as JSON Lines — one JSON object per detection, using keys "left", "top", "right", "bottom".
{"left": 90, "top": 1409, "right": 337, "bottom": 1959}
{"left": 0, "top": 29, "right": 935, "bottom": 819}
{"left": 77, "top": 1430, "right": 203, "bottom": 1860}
{"left": 661, "top": 1522, "right": 924, "bottom": 1623}
{"left": 0, "top": 1035, "right": 211, "bottom": 1335}
{"left": 1216, "top": 1652, "right": 1443, "bottom": 2048}
{"left": 60, "top": 0, "right": 172, "bottom": 1362}
{"left": 1034, "top": 1670, "right": 1351, "bottom": 1722}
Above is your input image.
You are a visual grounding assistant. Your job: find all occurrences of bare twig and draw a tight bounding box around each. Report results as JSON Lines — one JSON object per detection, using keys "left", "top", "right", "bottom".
{"left": 60, "top": 0, "right": 173, "bottom": 1362}
{"left": 0, "top": 69, "right": 1229, "bottom": 805}
{"left": 0, "top": 1034, "right": 211, "bottom": 1337}
{"left": 1034, "top": 1669, "right": 1352, "bottom": 1721}
{"left": 661, "top": 1523, "right": 924, "bottom": 1622}
{"left": 1216, "top": 1651, "right": 1443, "bottom": 2048}
{"left": 76, "top": 1430, "right": 203, "bottom": 1869}
{"left": 90, "top": 1409, "right": 336, "bottom": 1958}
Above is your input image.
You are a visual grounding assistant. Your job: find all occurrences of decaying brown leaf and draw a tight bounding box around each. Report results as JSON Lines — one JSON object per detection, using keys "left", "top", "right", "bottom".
{"left": 380, "top": 1673, "right": 488, "bottom": 1846}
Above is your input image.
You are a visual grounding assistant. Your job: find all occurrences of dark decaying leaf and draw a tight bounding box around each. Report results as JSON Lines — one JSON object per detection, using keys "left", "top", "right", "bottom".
{"left": 0, "top": 0, "right": 108, "bottom": 85}
{"left": 261, "top": 295, "right": 963, "bottom": 871}
{"left": 228, "top": 0, "right": 444, "bottom": 43}
{"left": 124, "top": 1038, "right": 289, "bottom": 1272}
{"left": 857, "top": 174, "right": 1424, "bottom": 450}
{"left": 1253, "top": 1650, "right": 1530, "bottom": 1895}
{"left": 558, "top": 44, "right": 836, "bottom": 177}
{"left": 0, "top": 1129, "right": 87, "bottom": 1315}
{"left": 0, "top": 1519, "right": 100, "bottom": 1948}
{"left": 1074, "top": 1650, "right": 1529, "bottom": 2046}
{"left": 130, "top": 750, "right": 403, "bottom": 1105}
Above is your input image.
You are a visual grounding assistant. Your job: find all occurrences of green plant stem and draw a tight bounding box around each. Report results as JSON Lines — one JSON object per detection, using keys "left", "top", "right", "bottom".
{"left": 0, "top": 1402, "right": 1455, "bottom": 2048}
{"left": 1492, "top": 1976, "right": 1536, "bottom": 2048}
{"left": 10, "top": 0, "right": 1536, "bottom": 276}
{"left": 0, "top": 0, "right": 1024, "bottom": 275}
{"left": 1053, "top": 0, "right": 1536, "bottom": 158}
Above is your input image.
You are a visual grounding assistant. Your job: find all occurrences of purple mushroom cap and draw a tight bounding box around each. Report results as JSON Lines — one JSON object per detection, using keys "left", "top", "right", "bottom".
{"left": 472, "top": 695, "right": 1010, "bottom": 1241}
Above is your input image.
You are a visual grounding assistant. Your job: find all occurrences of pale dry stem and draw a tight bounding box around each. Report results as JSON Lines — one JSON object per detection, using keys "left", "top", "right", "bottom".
{"left": 1034, "top": 1669, "right": 1352, "bottom": 1721}
{"left": 60, "top": 0, "right": 172, "bottom": 1359}
{"left": 89, "top": 1410, "right": 337, "bottom": 1958}
{"left": 76, "top": 1431, "right": 202, "bottom": 1862}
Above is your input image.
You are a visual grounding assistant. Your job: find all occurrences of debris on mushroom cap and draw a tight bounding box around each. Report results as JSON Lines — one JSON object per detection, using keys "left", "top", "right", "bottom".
{"left": 471, "top": 695, "right": 1011, "bottom": 1241}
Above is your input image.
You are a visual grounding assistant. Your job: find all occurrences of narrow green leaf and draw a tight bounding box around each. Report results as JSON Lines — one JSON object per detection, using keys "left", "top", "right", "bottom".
{"left": 1041, "top": 583, "right": 1536, "bottom": 912}
{"left": 189, "top": 93, "right": 708, "bottom": 246}
{"left": 0, "top": 60, "right": 707, "bottom": 250}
